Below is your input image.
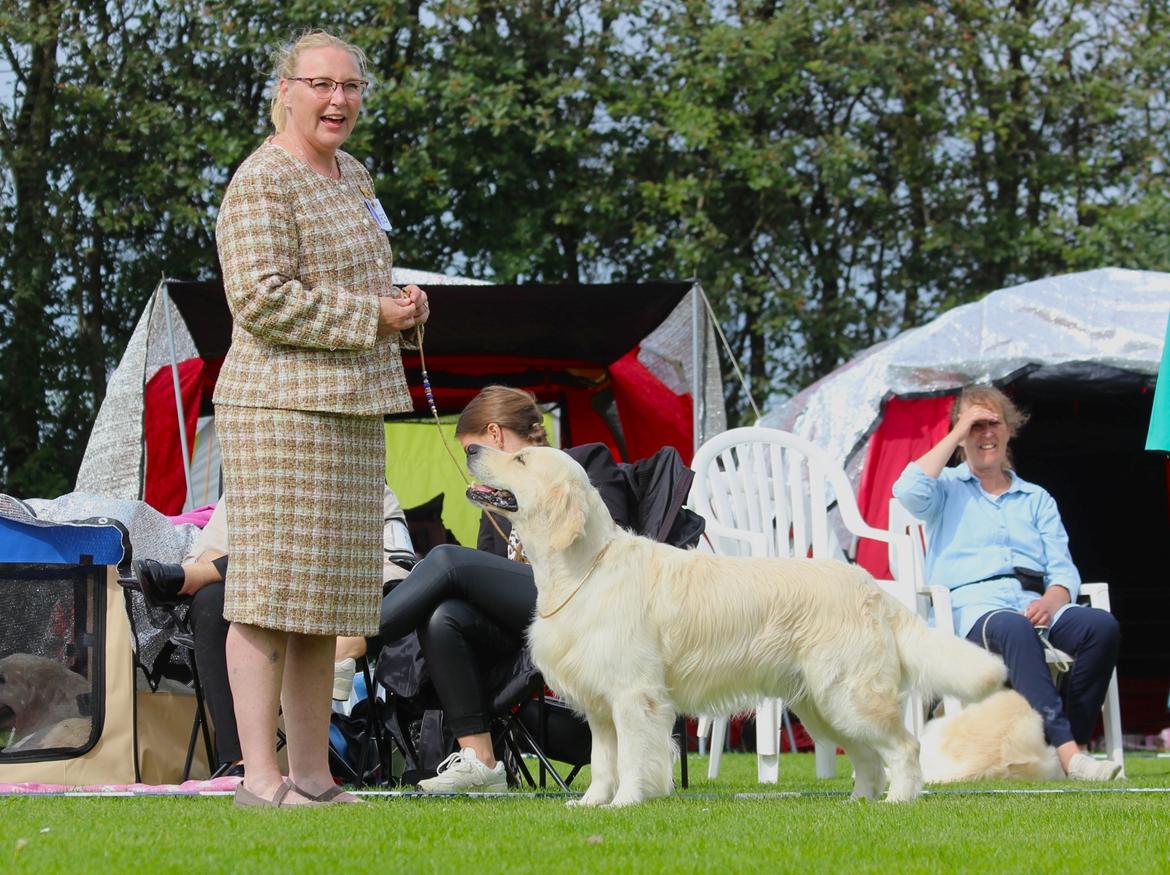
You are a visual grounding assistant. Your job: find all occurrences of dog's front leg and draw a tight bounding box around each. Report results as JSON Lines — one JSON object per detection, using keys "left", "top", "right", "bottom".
{"left": 605, "top": 689, "right": 675, "bottom": 808}
{"left": 567, "top": 713, "right": 618, "bottom": 808}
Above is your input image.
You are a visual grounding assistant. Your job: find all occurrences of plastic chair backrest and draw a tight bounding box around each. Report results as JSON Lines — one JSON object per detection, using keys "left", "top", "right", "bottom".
{"left": 887, "top": 498, "right": 927, "bottom": 586}
{"left": 689, "top": 427, "right": 877, "bottom": 562}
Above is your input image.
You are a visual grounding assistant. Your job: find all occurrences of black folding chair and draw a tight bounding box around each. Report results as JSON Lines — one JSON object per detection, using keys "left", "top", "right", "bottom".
{"left": 489, "top": 649, "right": 689, "bottom": 792}
{"left": 116, "top": 572, "right": 220, "bottom": 779}
{"left": 328, "top": 656, "right": 395, "bottom": 788}
{"left": 117, "top": 572, "right": 294, "bottom": 780}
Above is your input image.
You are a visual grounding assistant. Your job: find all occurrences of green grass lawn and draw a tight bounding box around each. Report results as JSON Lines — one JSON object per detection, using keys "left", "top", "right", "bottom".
{"left": 3, "top": 752, "right": 1168, "bottom": 874}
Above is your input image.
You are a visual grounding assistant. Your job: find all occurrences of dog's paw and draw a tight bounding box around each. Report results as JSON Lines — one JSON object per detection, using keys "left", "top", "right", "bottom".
{"left": 882, "top": 788, "right": 922, "bottom": 804}
{"left": 566, "top": 797, "right": 607, "bottom": 808}
{"left": 883, "top": 772, "right": 923, "bottom": 803}
{"left": 603, "top": 792, "right": 647, "bottom": 808}
{"left": 568, "top": 787, "right": 613, "bottom": 808}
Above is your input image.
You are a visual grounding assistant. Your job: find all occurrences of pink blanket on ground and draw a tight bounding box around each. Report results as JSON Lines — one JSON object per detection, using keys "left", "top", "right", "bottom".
{"left": 0, "top": 776, "right": 241, "bottom": 796}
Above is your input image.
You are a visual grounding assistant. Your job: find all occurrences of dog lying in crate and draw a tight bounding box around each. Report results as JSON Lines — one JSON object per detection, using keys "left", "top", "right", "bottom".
{"left": 464, "top": 444, "right": 1009, "bottom": 806}
{"left": 0, "top": 653, "right": 92, "bottom": 752}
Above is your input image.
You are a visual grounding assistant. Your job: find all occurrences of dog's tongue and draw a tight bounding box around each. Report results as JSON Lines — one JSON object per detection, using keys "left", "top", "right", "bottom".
{"left": 466, "top": 483, "right": 518, "bottom": 511}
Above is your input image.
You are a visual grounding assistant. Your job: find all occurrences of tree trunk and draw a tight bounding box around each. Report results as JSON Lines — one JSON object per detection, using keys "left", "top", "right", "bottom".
{"left": 1, "top": 3, "right": 63, "bottom": 495}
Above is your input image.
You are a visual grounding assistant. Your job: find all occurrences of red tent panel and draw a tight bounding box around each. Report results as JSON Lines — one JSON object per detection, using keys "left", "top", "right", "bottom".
{"left": 854, "top": 394, "right": 954, "bottom": 580}
{"left": 610, "top": 348, "right": 694, "bottom": 463}
{"left": 143, "top": 357, "right": 221, "bottom": 514}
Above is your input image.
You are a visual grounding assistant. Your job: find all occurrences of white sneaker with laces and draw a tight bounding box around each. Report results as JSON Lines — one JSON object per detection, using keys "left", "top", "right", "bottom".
{"left": 1066, "top": 753, "right": 1122, "bottom": 781}
{"left": 417, "top": 747, "right": 507, "bottom": 793}
{"left": 332, "top": 658, "right": 356, "bottom": 702}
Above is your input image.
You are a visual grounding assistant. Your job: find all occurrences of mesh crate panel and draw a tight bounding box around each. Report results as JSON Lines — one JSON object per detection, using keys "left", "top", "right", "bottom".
{"left": 0, "top": 564, "right": 102, "bottom": 757}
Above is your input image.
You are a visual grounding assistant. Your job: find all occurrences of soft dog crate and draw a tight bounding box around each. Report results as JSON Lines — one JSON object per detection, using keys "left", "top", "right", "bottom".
{"left": 0, "top": 516, "right": 207, "bottom": 785}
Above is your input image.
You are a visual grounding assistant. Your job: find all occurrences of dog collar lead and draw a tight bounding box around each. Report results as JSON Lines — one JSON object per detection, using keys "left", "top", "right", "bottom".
{"left": 537, "top": 541, "right": 613, "bottom": 620}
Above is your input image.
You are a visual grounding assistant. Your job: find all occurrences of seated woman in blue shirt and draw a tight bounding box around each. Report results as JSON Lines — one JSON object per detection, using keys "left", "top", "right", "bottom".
{"left": 893, "top": 384, "right": 1122, "bottom": 781}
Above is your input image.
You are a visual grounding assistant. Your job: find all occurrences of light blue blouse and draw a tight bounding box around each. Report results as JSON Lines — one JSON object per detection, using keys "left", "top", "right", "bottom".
{"left": 892, "top": 462, "right": 1081, "bottom": 636}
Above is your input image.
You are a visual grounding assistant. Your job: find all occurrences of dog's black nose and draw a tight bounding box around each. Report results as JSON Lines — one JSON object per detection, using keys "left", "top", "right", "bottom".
{"left": 465, "top": 443, "right": 483, "bottom": 457}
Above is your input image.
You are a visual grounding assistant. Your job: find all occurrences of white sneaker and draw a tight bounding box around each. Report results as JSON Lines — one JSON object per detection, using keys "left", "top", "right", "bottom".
{"left": 1066, "top": 753, "right": 1122, "bottom": 781}
{"left": 332, "top": 658, "right": 356, "bottom": 702}
{"left": 417, "top": 747, "right": 507, "bottom": 793}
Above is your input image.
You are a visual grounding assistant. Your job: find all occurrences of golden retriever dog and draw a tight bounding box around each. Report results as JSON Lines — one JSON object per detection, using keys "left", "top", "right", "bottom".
{"left": 465, "top": 445, "right": 1008, "bottom": 806}
{"left": 919, "top": 690, "right": 1061, "bottom": 783}
{"left": 0, "top": 653, "right": 92, "bottom": 752}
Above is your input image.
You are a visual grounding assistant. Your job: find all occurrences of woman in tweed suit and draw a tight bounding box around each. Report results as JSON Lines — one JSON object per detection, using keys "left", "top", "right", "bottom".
{"left": 214, "top": 30, "right": 428, "bottom": 807}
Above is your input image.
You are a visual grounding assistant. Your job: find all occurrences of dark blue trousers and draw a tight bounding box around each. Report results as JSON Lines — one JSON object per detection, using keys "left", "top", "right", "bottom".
{"left": 966, "top": 606, "right": 1120, "bottom": 747}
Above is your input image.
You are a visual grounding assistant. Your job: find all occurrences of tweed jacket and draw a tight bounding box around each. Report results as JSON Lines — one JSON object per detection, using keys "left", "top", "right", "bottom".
{"left": 213, "top": 141, "right": 415, "bottom": 415}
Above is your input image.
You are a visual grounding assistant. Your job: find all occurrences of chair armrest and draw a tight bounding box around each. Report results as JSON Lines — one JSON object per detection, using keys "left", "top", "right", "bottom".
{"left": 844, "top": 519, "right": 900, "bottom": 545}
{"left": 929, "top": 585, "right": 956, "bottom": 636}
{"left": 1078, "top": 582, "right": 1112, "bottom": 613}
{"left": 699, "top": 517, "right": 769, "bottom": 559}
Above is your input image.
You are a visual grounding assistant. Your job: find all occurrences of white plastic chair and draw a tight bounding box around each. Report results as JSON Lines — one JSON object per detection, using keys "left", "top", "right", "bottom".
{"left": 887, "top": 497, "right": 1125, "bottom": 775}
{"left": 688, "top": 426, "right": 917, "bottom": 783}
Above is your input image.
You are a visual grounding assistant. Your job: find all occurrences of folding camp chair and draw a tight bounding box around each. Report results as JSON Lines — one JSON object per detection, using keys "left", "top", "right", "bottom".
{"left": 328, "top": 656, "right": 395, "bottom": 788}
{"left": 115, "top": 571, "right": 245, "bottom": 780}
{"left": 115, "top": 571, "right": 309, "bottom": 781}
{"left": 489, "top": 647, "right": 689, "bottom": 792}
{"left": 167, "top": 620, "right": 218, "bottom": 780}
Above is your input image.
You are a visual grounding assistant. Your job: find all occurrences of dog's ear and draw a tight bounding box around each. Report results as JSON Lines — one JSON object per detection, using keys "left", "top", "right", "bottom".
{"left": 543, "top": 475, "right": 588, "bottom": 552}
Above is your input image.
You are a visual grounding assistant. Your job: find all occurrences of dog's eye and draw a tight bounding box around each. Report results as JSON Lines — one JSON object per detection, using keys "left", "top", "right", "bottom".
{"left": 514, "top": 454, "right": 526, "bottom": 466}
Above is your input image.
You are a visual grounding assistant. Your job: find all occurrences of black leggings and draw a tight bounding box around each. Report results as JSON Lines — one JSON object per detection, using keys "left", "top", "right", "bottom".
{"left": 378, "top": 544, "right": 536, "bottom": 736}
{"left": 186, "top": 582, "right": 241, "bottom": 764}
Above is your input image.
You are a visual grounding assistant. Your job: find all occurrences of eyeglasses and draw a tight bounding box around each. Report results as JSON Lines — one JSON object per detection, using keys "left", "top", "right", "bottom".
{"left": 288, "top": 77, "right": 369, "bottom": 99}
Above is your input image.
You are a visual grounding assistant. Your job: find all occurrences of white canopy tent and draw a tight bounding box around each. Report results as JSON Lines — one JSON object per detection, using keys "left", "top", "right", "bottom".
{"left": 764, "top": 267, "right": 1168, "bottom": 480}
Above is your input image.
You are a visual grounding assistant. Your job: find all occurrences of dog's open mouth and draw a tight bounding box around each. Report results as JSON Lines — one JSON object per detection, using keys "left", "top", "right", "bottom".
{"left": 0, "top": 704, "right": 15, "bottom": 731}
{"left": 466, "top": 483, "right": 518, "bottom": 513}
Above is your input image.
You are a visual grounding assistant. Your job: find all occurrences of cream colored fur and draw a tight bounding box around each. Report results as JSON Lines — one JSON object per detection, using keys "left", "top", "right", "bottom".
{"left": 919, "top": 690, "right": 1062, "bottom": 783}
{"left": 0, "top": 653, "right": 92, "bottom": 751}
{"left": 467, "top": 446, "right": 1008, "bottom": 806}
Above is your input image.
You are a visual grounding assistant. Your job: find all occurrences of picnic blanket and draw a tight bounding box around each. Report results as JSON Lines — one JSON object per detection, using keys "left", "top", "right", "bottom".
{"left": 0, "top": 776, "right": 241, "bottom": 796}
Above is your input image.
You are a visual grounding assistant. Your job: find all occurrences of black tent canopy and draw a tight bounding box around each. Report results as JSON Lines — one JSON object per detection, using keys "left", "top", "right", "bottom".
{"left": 164, "top": 278, "right": 693, "bottom": 368}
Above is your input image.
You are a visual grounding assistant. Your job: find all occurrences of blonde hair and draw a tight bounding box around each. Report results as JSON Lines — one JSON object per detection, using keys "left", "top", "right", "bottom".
{"left": 456, "top": 386, "right": 549, "bottom": 446}
{"left": 951, "top": 384, "right": 1029, "bottom": 467}
{"left": 269, "top": 30, "right": 369, "bottom": 133}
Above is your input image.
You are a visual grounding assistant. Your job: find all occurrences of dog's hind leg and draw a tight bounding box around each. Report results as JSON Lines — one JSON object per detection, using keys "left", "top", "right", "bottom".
{"left": 815, "top": 664, "right": 924, "bottom": 802}
{"left": 871, "top": 724, "right": 922, "bottom": 803}
{"left": 792, "top": 706, "right": 884, "bottom": 800}
{"left": 844, "top": 692, "right": 922, "bottom": 803}
{"left": 568, "top": 712, "right": 619, "bottom": 808}
{"left": 606, "top": 688, "right": 675, "bottom": 808}
{"left": 842, "top": 742, "right": 887, "bottom": 801}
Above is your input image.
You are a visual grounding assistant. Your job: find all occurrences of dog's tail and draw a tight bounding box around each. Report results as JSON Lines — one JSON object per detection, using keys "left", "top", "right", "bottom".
{"left": 890, "top": 607, "right": 1007, "bottom": 703}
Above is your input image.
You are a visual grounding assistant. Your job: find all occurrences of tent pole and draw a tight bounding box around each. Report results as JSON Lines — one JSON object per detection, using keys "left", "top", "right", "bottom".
{"left": 692, "top": 282, "right": 703, "bottom": 453}
{"left": 161, "top": 280, "right": 195, "bottom": 509}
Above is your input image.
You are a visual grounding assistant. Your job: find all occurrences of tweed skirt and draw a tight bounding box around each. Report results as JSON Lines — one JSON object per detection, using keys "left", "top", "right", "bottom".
{"left": 216, "top": 404, "right": 384, "bottom": 636}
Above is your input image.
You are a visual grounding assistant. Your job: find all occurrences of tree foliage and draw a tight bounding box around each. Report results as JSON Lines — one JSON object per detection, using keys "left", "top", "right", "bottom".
{"left": 2, "top": 0, "right": 1168, "bottom": 495}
